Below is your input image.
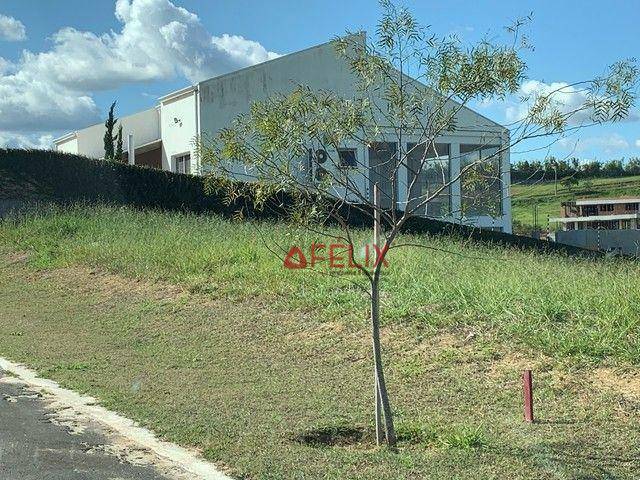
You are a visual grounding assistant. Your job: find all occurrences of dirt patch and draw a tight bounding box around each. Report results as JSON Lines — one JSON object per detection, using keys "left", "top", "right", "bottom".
{"left": 285, "top": 320, "right": 348, "bottom": 343}
{"left": 592, "top": 367, "right": 640, "bottom": 400}
{"left": 3, "top": 251, "right": 30, "bottom": 265}
{"left": 485, "top": 351, "right": 541, "bottom": 380}
{"left": 16, "top": 261, "right": 187, "bottom": 304}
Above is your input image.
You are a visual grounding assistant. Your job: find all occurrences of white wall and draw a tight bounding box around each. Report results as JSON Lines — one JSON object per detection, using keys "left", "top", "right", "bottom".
{"left": 55, "top": 136, "right": 78, "bottom": 154}
{"left": 198, "top": 35, "right": 371, "bottom": 201}
{"left": 160, "top": 90, "right": 198, "bottom": 173}
{"left": 197, "top": 35, "right": 512, "bottom": 231}
{"left": 56, "top": 107, "right": 160, "bottom": 160}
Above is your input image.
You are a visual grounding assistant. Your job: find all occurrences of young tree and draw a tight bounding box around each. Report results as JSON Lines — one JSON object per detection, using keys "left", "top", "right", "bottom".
{"left": 201, "top": 1, "right": 637, "bottom": 447}
{"left": 103, "top": 101, "right": 117, "bottom": 160}
{"left": 115, "top": 125, "right": 124, "bottom": 163}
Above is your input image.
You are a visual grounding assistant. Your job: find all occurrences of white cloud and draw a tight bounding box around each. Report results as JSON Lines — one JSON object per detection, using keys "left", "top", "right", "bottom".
{"left": 0, "top": 132, "right": 54, "bottom": 149}
{"left": 0, "top": 69, "right": 101, "bottom": 132}
{"left": 0, "top": 14, "right": 26, "bottom": 41}
{"left": 0, "top": 0, "right": 278, "bottom": 139}
{"left": 505, "top": 79, "right": 639, "bottom": 126}
{"left": 559, "top": 133, "right": 629, "bottom": 154}
{"left": 0, "top": 57, "right": 14, "bottom": 75}
{"left": 635, "top": 139, "right": 640, "bottom": 148}
{"left": 506, "top": 80, "right": 592, "bottom": 125}
{"left": 16, "top": 0, "right": 278, "bottom": 92}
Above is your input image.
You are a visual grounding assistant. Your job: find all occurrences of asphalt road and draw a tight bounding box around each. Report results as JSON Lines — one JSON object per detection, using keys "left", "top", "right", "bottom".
{"left": 0, "top": 372, "right": 169, "bottom": 480}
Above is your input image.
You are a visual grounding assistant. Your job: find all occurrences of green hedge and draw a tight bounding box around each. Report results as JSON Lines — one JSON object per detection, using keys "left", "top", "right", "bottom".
{"left": 0, "top": 148, "right": 598, "bottom": 257}
{"left": 0, "top": 148, "right": 228, "bottom": 212}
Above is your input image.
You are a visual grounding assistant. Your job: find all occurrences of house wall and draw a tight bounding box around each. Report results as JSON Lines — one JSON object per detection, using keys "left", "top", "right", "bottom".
{"left": 56, "top": 136, "right": 78, "bottom": 154}
{"left": 579, "top": 202, "right": 639, "bottom": 216}
{"left": 124, "top": 146, "right": 162, "bottom": 169}
{"left": 55, "top": 108, "right": 160, "bottom": 160}
{"left": 556, "top": 229, "right": 640, "bottom": 256}
{"left": 197, "top": 36, "right": 512, "bottom": 231}
{"left": 159, "top": 90, "right": 198, "bottom": 173}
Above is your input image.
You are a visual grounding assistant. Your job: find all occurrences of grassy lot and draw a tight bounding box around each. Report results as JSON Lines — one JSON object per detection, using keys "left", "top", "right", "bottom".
{"left": 1, "top": 206, "right": 640, "bottom": 479}
{"left": 511, "top": 175, "right": 640, "bottom": 232}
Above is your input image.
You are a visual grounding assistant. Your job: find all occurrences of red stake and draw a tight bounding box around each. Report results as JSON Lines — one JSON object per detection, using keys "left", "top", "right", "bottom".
{"left": 522, "top": 370, "right": 534, "bottom": 423}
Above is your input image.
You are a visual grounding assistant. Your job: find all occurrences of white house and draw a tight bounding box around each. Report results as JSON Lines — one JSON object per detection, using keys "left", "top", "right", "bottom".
{"left": 54, "top": 34, "right": 512, "bottom": 233}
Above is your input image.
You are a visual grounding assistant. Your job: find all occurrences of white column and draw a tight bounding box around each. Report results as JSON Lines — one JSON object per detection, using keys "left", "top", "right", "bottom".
{"left": 127, "top": 133, "right": 135, "bottom": 166}
{"left": 449, "top": 142, "right": 462, "bottom": 223}
{"left": 501, "top": 132, "right": 512, "bottom": 233}
{"left": 398, "top": 144, "right": 409, "bottom": 212}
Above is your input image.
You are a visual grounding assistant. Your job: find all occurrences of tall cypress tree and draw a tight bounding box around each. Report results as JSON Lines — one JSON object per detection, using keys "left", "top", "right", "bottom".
{"left": 115, "top": 125, "right": 124, "bottom": 163}
{"left": 103, "top": 101, "right": 117, "bottom": 160}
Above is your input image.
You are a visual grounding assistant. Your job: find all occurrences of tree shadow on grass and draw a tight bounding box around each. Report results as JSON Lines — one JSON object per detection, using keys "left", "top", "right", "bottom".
{"left": 292, "top": 425, "right": 371, "bottom": 447}
{"left": 488, "top": 441, "right": 640, "bottom": 480}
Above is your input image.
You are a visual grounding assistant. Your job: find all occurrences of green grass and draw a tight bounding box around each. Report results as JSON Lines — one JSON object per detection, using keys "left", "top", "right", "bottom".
{"left": 512, "top": 175, "right": 640, "bottom": 232}
{"left": 1, "top": 206, "right": 640, "bottom": 479}
{"left": 2, "top": 205, "right": 639, "bottom": 363}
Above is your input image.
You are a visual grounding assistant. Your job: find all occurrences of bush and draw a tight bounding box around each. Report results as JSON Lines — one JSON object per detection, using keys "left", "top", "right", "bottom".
{"left": 0, "top": 148, "right": 596, "bottom": 257}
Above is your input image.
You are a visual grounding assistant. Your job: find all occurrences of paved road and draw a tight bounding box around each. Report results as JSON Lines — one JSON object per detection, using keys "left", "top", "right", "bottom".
{"left": 0, "top": 372, "right": 169, "bottom": 480}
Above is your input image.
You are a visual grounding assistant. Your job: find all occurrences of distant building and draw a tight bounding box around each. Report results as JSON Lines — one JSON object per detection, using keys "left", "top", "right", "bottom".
{"left": 550, "top": 198, "right": 640, "bottom": 231}
{"left": 549, "top": 197, "right": 640, "bottom": 256}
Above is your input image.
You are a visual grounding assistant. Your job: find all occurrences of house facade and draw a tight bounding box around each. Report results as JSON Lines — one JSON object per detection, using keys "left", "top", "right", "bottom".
{"left": 550, "top": 198, "right": 640, "bottom": 231}
{"left": 54, "top": 34, "right": 512, "bottom": 233}
{"left": 549, "top": 197, "right": 640, "bottom": 256}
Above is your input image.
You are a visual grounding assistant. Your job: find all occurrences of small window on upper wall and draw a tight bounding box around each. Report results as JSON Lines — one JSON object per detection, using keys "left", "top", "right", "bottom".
{"left": 174, "top": 153, "right": 190, "bottom": 174}
{"left": 338, "top": 148, "right": 357, "bottom": 168}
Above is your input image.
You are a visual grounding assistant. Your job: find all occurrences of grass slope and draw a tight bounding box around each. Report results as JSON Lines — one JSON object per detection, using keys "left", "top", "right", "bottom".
{"left": 1, "top": 206, "right": 640, "bottom": 479}
{"left": 512, "top": 175, "right": 640, "bottom": 231}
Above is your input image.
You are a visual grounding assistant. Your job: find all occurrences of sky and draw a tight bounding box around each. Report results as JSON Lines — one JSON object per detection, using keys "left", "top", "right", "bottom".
{"left": 0, "top": 0, "right": 638, "bottom": 162}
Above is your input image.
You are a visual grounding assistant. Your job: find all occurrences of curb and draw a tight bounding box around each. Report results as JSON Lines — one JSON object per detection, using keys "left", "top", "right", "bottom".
{"left": 0, "top": 357, "right": 234, "bottom": 480}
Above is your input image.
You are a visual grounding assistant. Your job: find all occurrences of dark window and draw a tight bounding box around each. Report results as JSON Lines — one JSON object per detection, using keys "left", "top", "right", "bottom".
{"left": 338, "top": 148, "right": 357, "bottom": 168}
{"left": 406, "top": 143, "right": 450, "bottom": 217}
{"left": 174, "top": 153, "right": 190, "bottom": 174}
{"left": 625, "top": 203, "right": 639, "bottom": 212}
{"left": 598, "top": 204, "right": 614, "bottom": 212}
{"left": 582, "top": 205, "right": 597, "bottom": 216}
{"left": 368, "top": 142, "right": 398, "bottom": 209}
{"left": 460, "top": 144, "right": 502, "bottom": 217}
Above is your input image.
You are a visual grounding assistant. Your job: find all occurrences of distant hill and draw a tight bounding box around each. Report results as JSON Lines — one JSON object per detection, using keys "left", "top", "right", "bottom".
{"left": 511, "top": 175, "right": 640, "bottom": 233}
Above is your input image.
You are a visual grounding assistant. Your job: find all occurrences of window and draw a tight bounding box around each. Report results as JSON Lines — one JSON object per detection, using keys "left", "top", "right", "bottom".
{"left": 368, "top": 142, "right": 398, "bottom": 209}
{"left": 582, "top": 205, "right": 597, "bottom": 216}
{"left": 598, "top": 204, "right": 614, "bottom": 212}
{"left": 460, "top": 145, "right": 502, "bottom": 217}
{"left": 406, "top": 143, "right": 450, "bottom": 217}
{"left": 174, "top": 153, "right": 190, "bottom": 174}
{"left": 625, "top": 203, "right": 639, "bottom": 212}
{"left": 337, "top": 148, "right": 357, "bottom": 168}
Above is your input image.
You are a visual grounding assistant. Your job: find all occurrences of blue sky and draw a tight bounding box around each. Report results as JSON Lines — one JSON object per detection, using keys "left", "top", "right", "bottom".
{"left": 0, "top": 0, "right": 638, "bottom": 161}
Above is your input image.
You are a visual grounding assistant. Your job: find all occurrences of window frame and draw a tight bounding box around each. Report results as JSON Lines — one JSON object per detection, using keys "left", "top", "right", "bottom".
{"left": 406, "top": 142, "right": 451, "bottom": 217}
{"left": 337, "top": 148, "right": 358, "bottom": 169}
{"left": 460, "top": 144, "right": 502, "bottom": 217}
{"left": 173, "top": 153, "right": 191, "bottom": 174}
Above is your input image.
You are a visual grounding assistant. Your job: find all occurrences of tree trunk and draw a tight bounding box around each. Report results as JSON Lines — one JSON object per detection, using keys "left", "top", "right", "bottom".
{"left": 371, "top": 278, "right": 397, "bottom": 447}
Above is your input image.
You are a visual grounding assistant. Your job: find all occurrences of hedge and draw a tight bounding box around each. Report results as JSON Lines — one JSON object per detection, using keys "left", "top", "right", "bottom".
{"left": 0, "top": 148, "right": 598, "bottom": 257}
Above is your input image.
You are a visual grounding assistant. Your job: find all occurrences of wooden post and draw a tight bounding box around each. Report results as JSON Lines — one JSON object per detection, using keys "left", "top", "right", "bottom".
{"left": 522, "top": 370, "right": 534, "bottom": 423}
{"left": 373, "top": 183, "right": 384, "bottom": 445}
